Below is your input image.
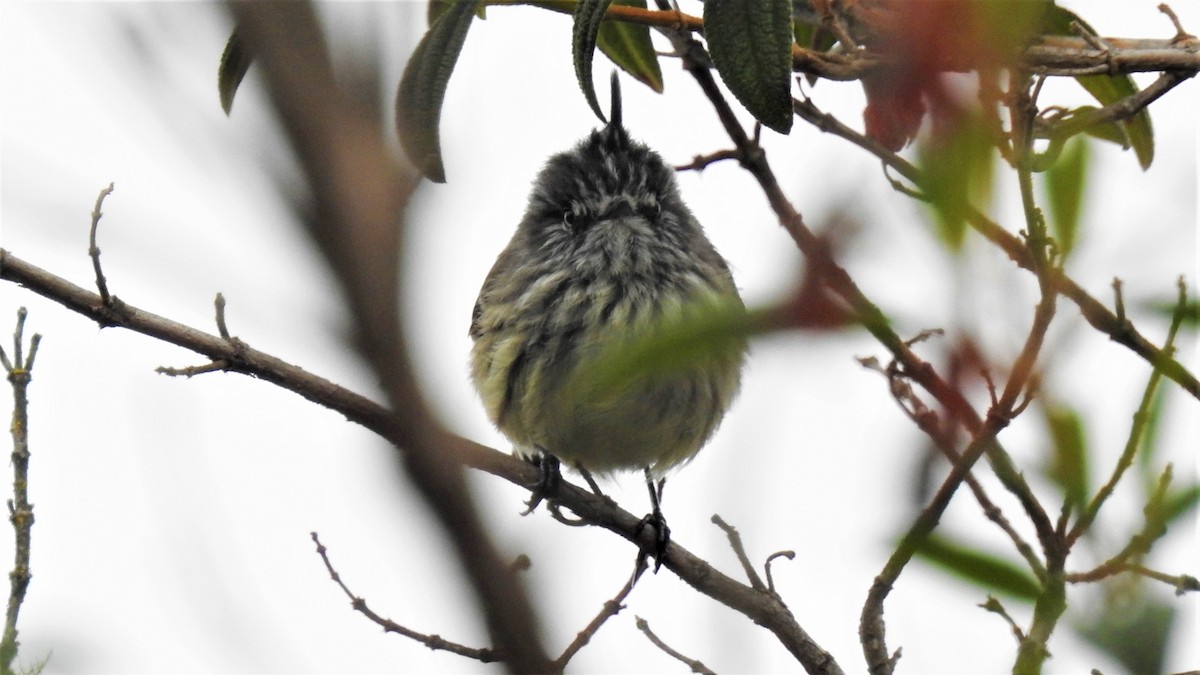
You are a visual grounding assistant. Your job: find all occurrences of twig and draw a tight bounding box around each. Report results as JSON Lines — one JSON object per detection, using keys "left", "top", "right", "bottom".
{"left": 1067, "top": 563, "right": 1199, "bottom": 595}
{"left": 711, "top": 515, "right": 766, "bottom": 592}
{"left": 675, "top": 149, "right": 740, "bottom": 173}
{"left": 552, "top": 560, "right": 644, "bottom": 670}
{"left": 155, "top": 293, "right": 245, "bottom": 378}
{"left": 1158, "top": 3, "right": 1195, "bottom": 42}
{"left": 0, "top": 308, "right": 42, "bottom": 673}
{"left": 1068, "top": 278, "right": 1189, "bottom": 546}
{"left": 979, "top": 596, "right": 1026, "bottom": 643}
{"left": 635, "top": 616, "right": 716, "bottom": 675}
{"left": 87, "top": 183, "right": 116, "bottom": 306}
{"left": 764, "top": 551, "right": 795, "bottom": 595}
{"left": 214, "top": 293, "right": 231, "bottom": 340}
{"left": 309, "top": 532, "right": 499, "bottom": 663}
{"left": 1071, "top": 464, "right": 1176, "bottom": 581}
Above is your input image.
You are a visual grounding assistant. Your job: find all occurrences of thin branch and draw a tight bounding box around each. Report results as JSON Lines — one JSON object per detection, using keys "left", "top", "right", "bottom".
{"left": 87, "top": 183, "right": 116, "bottom": 307}
{"left": 493, "top": 1, "right": 1200, "bottom": 80}
{"left": 1067, "top": 563, "right": 1199, "bottom": 595}
{"left": 552, "top": 561, "right": 644, "bottom": 670}
{"left": 1, "top": 309, "right": 42, "bottom": 672}
{"left": 1037, "top": 70, "right": 1194, "bottom": 146}
{"left": 0, "top": 248, "right": 844, "bottom": 675}
{"left": 214, "top": 293, "right": 231, "bottom": 340}
{"left": 1068, "top": 464, "right": 1176, "bottom": 586}
{"left": 712, "top": 515, "right": 767, "bottom": 593}
{"left": 764, "top": 551, "right": 795, "bottom": 596}
{"left": 635, "top": 616, "right": 716, "bottom": 675}
{"left": 310, "top": 532, "right": 499, "bottom": 663}
{"left": 675, "top": 149, "right": 740, "bottom": 173}
{"left": 979, "top": 596, "right": 1026, "bottom": 643}
{"left": 1158, "top": 3, "right": 1195, "bottom": 41}
{"left": 1068, "top": 278, "right": 1189, "bottom": 546}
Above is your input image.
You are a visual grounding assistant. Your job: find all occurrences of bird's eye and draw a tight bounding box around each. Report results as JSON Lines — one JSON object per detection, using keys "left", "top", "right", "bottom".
{"left": 561, "top": 212, "right": 574, "bottom": 231}
{"left": 638, "top": 201, "right": 662, "bottom": 222}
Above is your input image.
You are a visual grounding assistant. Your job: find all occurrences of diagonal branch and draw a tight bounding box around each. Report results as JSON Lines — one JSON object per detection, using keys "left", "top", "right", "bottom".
{"left": 0, "top": 247, "right": 844, "bottom": 674}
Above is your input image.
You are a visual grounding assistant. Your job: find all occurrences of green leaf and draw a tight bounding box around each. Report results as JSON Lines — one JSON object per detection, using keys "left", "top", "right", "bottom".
{"left": 1144, "top": 298, "right": 1200, "bottom": 328}
{"left": 217, "top": 29, "right": 252, "bottom": 116}
{"left": 1041, "top": 5, "right": 1154, "bottom": 169}
{"left": 397, "top": 0, "right": 479, "bottom": 183}
{"left": 704, "top": 0, "right": 794, "bottom": 134}
{"left": 1076, "top": 74, "right": 1154, "bottom": 169}
{"left": 573, "top": 296, "right": 750, "bottom": 398}
{"left": 1042, "top": 405, "right": 1090, "bottom": 512}
{"left": 1077, "top": 593, "right": 1173, "bottom": 675}
{"left": 917, "top": 115, "right": 995, "bottom": 251}
{"left": 1164, "top": 484, "right": 1200, "bottom": 525}
{"left": 914, "top": 535, "right": 1042, "bottom": 602}
{"left": 596, "top": 0, "right": 663, "bottom": 94}
{"left": 573, "top": 0, "right": 616, "bottom": 122}
{"left": 1042, "top": 136, "right": 1089, "bottom": 258}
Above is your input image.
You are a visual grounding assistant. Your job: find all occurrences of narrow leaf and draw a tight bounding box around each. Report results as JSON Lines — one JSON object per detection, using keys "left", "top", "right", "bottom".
{"left": 1042, "top": 136, "right": 1089, "bottom": 257}
{"left": 1042, "top": 405, "right": 1090, "bottom": 512}
{"left": 397, "top": 0, "right": 479, "bottom": 183}
{"left": 704, "top": 0, "right": 794, "bottom": 133}
{"left": 917, "top": 114, "right": 995, "bottom": 251}
{"left": 573, "top": 0, "right": 616, "bottom": 122}
{"left": 218, "top": 29, "right": 253, "bottom": 115}
{"left": 1076, "top": 73, "right": 1155, "bottom": 169}
{"left": 596, "top": 0, "right": 663, "bottom": 94}
{"left": 915, "top": 535, "right": 1042, "bottom": 602}
{"left": 1164, "top": 484, "right": 1200, "bottom": 525}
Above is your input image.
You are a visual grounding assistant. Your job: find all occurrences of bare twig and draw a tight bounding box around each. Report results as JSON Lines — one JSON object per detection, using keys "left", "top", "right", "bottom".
{"left": 635, "top": 616, "right": 716, "bottom": 675}
{"left": 552, "top": 560, "right": 644, "bottom": 670}
{"left": 1067, "top": 563, "right": 1199, "bottom": 595}
{"left": 675, "top": 149, "right": 740, "bottom": 173}
{"left": 712, "top": 515, "right": 767, "bottom": 592}
{"left": 310, "top": 532, "right": 499, "bottom": 663}
{"left": 87, "top": 183, "right": 116, "bottom": 306}
{"left": 979, "top": 596, "right": 1026, "bottom": 643}
{"left": 0, "top": 308, "right": 42, "bottom": 672}
{"left": 764, "top": 551, "right": 795, "bottom": 595}
{"left": 214, "top": 293, "right": 231, "bottom": 340}
{"left": 1158, "top": 3, "right": 1195, "bottom": 41}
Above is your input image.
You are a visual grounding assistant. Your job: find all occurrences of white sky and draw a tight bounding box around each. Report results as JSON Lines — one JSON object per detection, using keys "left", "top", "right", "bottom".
{"left": 0, "top": 1, "right": 1197, "bottom": 673}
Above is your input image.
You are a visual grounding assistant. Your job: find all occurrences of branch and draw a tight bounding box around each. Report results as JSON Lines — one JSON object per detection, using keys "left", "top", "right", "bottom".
{"left": 0, "top": 308, "right": 42, "bottom": 672}
{"left": 310, "top": 532, "right": 499, "bottom": 663}
{"left": 635, "top": 616, "right": 716, "bottom": 675}
{"left": 0, "top": 248, "right": 844, "bottom": 674}
{"left": 492, "top": 2, "right": 1200, "bottom": 79}
{"left": 790, "top": 96, "right": 1200, "bottom": 401}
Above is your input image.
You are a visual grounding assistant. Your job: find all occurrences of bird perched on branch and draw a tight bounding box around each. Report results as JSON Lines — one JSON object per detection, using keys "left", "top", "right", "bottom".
{"left": 469, "top": 73, "right": 747, "bottom": 569}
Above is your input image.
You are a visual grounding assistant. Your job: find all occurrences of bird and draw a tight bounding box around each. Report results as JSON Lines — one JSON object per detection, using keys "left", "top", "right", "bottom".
{"left": 469, "top": 72, "right": 747, "bottom": 569}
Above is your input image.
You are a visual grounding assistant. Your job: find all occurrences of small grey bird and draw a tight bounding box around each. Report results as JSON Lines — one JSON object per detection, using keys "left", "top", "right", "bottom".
{"left": 469, "top": 73, "right": 746, "bottom": 567}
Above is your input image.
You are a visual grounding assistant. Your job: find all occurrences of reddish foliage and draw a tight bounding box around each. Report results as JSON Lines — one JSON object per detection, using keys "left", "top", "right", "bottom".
{"left": 849, "top": 0, "right": 1035, "bottom": 150}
